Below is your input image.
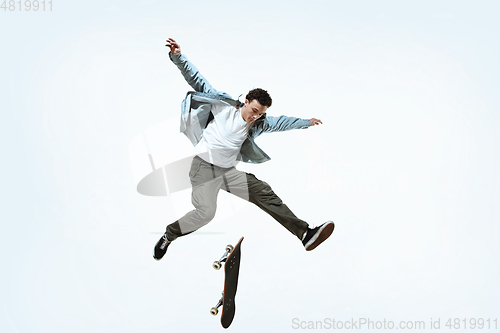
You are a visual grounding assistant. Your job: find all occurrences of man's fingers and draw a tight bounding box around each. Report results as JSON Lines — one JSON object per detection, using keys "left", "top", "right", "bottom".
{"left": 310, "top": 118, "right": 323, "bottom": 126}
{"left": 165, "top": 38, "right": 181, "bottom": 55}
{"left": 166, "top": 38, "right": 178, "bottom": 46}
{"left": 165, "top": 40, "right": 180, "bottom": 53}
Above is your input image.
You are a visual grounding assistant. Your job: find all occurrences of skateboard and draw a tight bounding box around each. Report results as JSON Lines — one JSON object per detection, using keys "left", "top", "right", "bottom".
{"left": 210, "top": 237, "right": 244, "bottom": 329}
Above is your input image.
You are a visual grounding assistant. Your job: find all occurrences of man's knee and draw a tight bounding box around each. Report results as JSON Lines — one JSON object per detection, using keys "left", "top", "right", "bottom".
{"left": 195, "top": 205, "right": 217, "bottom": 224}
{"left": 249, "top": 180, "right": 283, "bottom": 206}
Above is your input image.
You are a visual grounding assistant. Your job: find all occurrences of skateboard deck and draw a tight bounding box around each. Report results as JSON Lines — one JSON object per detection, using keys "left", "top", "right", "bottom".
{"left": 221, "top": 237, "right": 243, "bottom": 328}
{"left": 211, "top": 237, "right": 244, "bottom": 329}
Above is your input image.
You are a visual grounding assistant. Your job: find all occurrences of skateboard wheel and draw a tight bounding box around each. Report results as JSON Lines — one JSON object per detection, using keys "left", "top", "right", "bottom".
{"left": 210, "top": 307, "right": 218, "bottom": 316}
{"left": 213, "top": 261, "right": 221, "bottom": 270}
{"left": 225, "top": 244, "right": 234, "bottom": 252}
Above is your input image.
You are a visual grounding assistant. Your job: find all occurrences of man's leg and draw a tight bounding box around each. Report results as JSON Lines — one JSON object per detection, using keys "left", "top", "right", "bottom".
{"left": 225, "top": 170, "right": 335, "bottom": 250}
{"left": 154, "top": 156, "right": 223, "bottom": 260}
{"left": 223, "top": 169, "right": 309, "bottom": 240}
{"left": 166, "top": 156, "right": 224, "bottom": 240}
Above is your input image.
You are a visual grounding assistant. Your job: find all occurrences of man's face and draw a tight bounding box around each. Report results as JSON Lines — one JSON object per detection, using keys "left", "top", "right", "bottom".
{"left": 241, "top": 99, "right": 267, "bottom": 123}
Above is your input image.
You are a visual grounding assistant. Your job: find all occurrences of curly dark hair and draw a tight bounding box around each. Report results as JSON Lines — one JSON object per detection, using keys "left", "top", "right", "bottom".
{"left": 246, "top": 88, "right": 272, "bottom": 108}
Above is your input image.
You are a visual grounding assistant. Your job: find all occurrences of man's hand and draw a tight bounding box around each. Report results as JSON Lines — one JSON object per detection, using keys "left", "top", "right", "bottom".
{"left": 310, "top": 118, "right": 323, "bottom": 126}
{"left": 166, "top": 38, "right": 181, "bottom": 55}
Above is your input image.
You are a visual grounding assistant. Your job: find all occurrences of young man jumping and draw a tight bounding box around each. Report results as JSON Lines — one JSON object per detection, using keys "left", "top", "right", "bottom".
{"left": 153, "top": 38, "right": 335, "bottom": 260}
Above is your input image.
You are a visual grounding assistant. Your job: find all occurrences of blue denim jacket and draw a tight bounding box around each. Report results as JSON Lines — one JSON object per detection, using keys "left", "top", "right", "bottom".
{"left": 169, "top": 52, "right": 311, "bottom": 163}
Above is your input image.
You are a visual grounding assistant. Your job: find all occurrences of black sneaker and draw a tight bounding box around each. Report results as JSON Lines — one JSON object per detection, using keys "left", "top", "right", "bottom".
{"left": 153, "top": 232, "right": 172, "bottom": 261}
{"left": 302, "top": 221, "right": 335, "bottom": 251}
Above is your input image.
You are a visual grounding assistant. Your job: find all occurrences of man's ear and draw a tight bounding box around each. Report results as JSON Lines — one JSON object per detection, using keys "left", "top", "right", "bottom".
{"left": 244, "top": 99, "right": 249, "bottom": 105}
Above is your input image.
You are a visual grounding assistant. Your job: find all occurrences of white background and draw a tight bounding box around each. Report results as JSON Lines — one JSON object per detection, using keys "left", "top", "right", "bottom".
{"left": 1, "top": 0, "right": 499, "bottom": 332}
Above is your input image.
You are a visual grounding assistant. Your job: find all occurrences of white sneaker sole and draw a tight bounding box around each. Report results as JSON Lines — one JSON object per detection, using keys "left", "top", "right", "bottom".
{"left": 305, "top": 221, "right": 335, "bottom": 251}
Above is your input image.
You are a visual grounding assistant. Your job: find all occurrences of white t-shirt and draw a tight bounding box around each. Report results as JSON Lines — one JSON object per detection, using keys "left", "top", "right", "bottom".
{"left": 194, "top": 103, "right": 252, "bottom": 168}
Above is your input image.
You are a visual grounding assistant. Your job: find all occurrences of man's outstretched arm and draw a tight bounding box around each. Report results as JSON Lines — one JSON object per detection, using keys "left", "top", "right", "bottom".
{"left": 257, "top": 115, "right": 323, "bottom": 135}
{"left": 166, "top": 38, "right": 217, "bottom": 94}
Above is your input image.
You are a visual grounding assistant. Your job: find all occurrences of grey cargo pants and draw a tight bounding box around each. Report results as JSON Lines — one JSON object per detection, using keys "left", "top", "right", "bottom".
{"left": 165, "top": 155, "right": 309, "bottom": 241}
